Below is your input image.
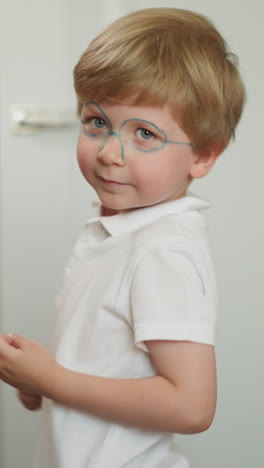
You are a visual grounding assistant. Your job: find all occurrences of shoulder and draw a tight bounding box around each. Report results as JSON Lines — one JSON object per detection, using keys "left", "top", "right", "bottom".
{"left": 128, "top": 212, "right": 217, "bottom": 306}
{"left": 130, "top": 210, "right": 210, "bottom": 266}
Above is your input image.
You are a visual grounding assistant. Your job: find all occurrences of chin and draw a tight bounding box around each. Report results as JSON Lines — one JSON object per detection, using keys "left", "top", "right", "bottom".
{"left": 98, "top": 195, "right": 130, "bottom": 212}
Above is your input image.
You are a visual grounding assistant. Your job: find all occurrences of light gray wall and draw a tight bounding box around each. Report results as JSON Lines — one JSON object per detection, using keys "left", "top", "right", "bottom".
{"left": 1, "top": 1, "right": 263, "bottom": 467}
{"left": 0, "top": 3, "right": 109, "bottom": 468}
{"left": 0, "top": 9, "right": 5, "bottom": 465}
{"left": 0, "top": 81, "right": 4, "bottom": 468}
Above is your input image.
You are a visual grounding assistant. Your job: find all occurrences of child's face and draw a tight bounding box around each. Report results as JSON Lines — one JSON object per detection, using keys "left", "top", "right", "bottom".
{"left": 77, "top": 100, "right": 198, "bottom": 213}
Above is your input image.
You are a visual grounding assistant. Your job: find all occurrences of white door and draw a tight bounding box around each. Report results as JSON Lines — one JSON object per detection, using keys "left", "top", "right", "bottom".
{"left": 1, "top": 1, "right": 263, "bottom": 468}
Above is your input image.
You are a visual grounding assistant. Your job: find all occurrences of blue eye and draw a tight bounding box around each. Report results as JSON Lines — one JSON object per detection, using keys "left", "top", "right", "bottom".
{"left": 81, "top": 115, "right": 108, "bottom": 137}
{"left": 136, "top": 128, "right": 155, "bottom": 140}
{"left": 92, "top": 117, "right": 107, "bottom": 128}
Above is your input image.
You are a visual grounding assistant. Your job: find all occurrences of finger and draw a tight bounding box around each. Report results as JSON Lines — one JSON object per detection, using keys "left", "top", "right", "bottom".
{"left": 17, "top": 391, "right": 42, "bottom": 410}
{"left": 25, "top": 398, "right": 42, "bottom": 411}
{"left": 0, "top": 334, "right": 13, "bottom": 345}
{"left": 5, "top": 335, "right": 14, "bottom": 345}
{"left": 0, "top": 336, "right": 13, "bottom": 355}
{"left": 7, "top": 334, "right": 26, "bottom": 350}
{"left": 18, "top": 389, "right": 40, "bottom": 398}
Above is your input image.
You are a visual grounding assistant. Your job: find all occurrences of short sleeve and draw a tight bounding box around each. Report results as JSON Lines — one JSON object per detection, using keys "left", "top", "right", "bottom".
{"left": 130, "top": 240, "right": 217, "bottom": 352}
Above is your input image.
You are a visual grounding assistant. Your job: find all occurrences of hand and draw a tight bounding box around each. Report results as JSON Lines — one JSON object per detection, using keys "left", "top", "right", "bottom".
{"left": 0, "top": 333, "right": 60, "bottom": 396}
{"left": 17, "top": 389, "right": 42, "bottom": 411}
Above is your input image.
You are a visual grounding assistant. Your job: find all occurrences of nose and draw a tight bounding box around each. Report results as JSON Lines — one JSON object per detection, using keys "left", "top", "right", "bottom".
{"left": 97, "top": 131, "right": 125, "bottom": 166}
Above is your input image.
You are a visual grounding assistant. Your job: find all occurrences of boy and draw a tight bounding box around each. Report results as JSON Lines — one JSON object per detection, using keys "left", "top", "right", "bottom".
{"left": 0, "top": 8, "right": 245, "bottom": 468}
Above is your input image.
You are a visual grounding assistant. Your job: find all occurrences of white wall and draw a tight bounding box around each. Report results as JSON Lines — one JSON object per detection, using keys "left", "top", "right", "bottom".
{"left": 1, "top": 1, "right": 263, "bottom": 467}
{"left": 0, "top": 10, "right": 6, "bottom": 465}
{"left": 0, "top": 2, "right": 108, "bottom": 468}
{"left": 0, "top": 76, "right": 5, "bottom": 468}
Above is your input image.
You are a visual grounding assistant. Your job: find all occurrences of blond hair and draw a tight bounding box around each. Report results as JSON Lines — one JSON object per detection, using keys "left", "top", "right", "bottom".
{"left": 74, "top": 8, "right": 245, "bottom": 154}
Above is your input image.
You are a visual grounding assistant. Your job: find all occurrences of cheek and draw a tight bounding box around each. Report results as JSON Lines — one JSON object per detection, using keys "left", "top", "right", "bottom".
{"left": 129, "top": 158, "right": 169, "bottom": 201}
{"left": 131, "top": 152, "right": 194, "bottom": 194}
{"left": 130, "top": 159, "right": 155, "bottom": 189}
{"left": 131, "top": 154, "right": 174, "bottom": 184}
{"left": 77, "top": 137, "right": 95, "bottom": 172}
{"left": 77, "top": 146, "right": 85, "bottom": 170}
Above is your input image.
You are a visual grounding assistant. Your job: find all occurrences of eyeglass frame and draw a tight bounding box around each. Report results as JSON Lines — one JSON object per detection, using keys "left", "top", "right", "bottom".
{"left": 80, "top": 101, "right": 193, "bottom": 161}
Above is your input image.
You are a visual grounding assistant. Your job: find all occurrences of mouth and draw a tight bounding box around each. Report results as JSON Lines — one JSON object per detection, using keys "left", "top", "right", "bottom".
{"left": 98, "top": 175, "right": 125, "bottom": 185}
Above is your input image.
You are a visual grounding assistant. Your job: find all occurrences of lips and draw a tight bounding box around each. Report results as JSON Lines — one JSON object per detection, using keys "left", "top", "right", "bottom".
{"left": 98, "top": 175, "right": 125, "bottom": 185}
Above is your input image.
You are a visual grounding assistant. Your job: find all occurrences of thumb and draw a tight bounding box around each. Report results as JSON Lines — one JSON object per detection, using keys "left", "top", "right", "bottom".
{"left": 8, "top": 334, "right": 26, "bottom": 350}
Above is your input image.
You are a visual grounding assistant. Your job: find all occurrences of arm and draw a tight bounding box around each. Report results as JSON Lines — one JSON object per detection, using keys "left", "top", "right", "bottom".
{"left": 0, "top": 334, "right": 216, "bottom": 433}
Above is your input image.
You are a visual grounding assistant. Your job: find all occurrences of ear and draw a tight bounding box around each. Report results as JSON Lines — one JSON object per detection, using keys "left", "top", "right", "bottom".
{"left": 190, "top": 149, "right": 221, "bottom": 179}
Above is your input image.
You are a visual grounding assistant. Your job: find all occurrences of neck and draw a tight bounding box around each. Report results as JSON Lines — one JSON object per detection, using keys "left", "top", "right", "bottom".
{"left": 101, "top": 206, "right": 119, "bottom": 217}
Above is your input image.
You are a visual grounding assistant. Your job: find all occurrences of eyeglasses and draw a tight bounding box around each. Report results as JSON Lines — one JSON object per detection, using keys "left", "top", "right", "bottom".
{"left": 80, "top": 101, "right": 193, "bottom": 161}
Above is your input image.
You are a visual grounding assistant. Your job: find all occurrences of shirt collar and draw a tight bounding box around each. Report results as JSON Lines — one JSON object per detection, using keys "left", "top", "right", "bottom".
{"left": 86, "top": 194, "right": 210, "bottom": 237}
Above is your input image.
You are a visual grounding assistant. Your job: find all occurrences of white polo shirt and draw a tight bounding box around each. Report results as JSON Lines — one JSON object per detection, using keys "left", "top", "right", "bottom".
{"left": 36, "top": 195, "right": 217, "bottom": 468}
